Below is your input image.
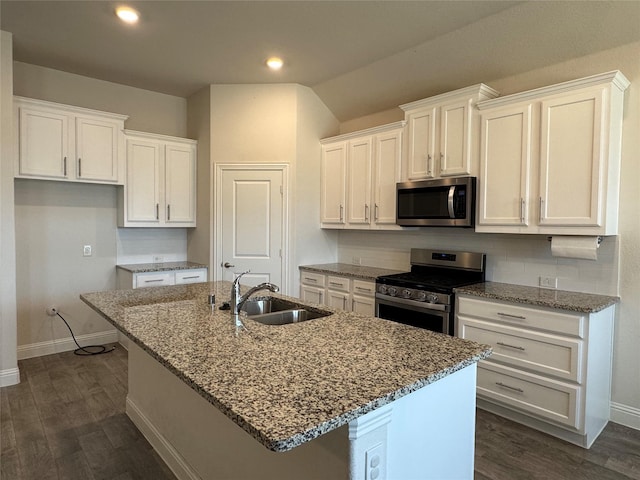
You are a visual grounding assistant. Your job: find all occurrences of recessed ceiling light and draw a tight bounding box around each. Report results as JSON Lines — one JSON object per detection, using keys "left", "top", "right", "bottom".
{"left": 116, "top": 6, "right": 140, "bottom": 24}
{"left": 266, "top": 57, "right": 284, "bottom": 71}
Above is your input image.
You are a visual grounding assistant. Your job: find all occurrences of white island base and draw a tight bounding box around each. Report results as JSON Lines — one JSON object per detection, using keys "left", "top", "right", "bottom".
{"left": 126, "top": 342, "right": 478, "bottom": 480}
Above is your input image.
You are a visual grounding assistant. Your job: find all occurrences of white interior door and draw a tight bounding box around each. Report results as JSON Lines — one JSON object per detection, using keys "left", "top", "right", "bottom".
{"left": 216, "top": 165, "right": 287, "bottom": 290}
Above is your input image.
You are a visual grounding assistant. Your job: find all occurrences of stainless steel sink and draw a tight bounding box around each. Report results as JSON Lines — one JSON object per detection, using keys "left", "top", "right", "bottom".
{"left": 242, "top": 297, "right": 331, "bottom": 325}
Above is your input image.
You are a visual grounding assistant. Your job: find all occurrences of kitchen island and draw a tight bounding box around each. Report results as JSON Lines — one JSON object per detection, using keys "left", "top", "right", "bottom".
{"left": 81, "top": 281, "right": 491, "bottom": 480}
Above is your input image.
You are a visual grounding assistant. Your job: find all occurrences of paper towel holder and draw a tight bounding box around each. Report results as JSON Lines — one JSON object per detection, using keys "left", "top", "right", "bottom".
{"left": 546, "top": 236, "right": 603, "bottom": 245}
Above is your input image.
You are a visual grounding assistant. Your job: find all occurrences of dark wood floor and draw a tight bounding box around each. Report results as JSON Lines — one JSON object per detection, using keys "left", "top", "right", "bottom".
{"left": 2, "top": 345, "right": 639, "bottom": 480}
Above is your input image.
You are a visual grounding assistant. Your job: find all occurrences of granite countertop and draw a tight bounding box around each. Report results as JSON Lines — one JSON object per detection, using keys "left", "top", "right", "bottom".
{"left": 299, "top": 263, "right": 404, "bottom": 280}
{"left": 455, "top": 281, "right": 619, "bottom": 313}
{"left": 81, "top": 281, "right": 491, "bottom": 452}
{"left": 116, "top": 261, "right": 208, "bottom": 273}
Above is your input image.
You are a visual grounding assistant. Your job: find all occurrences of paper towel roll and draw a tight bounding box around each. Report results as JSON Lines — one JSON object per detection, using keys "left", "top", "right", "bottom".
{"left": 550, "top": 236, "right": 600, "bottom": 260}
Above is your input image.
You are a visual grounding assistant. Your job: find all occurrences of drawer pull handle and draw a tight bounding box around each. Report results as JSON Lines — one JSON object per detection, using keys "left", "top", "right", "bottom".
{"left": 355, "top": 287, "right": 372, "bottom": 292}
{"left": 497, "top": 341, "right": 526, "bottom": 351}
{"left": 497, "top": 312, "right": 526, "bottom": 320}
{"left": 496, "top": 382, "right": 524, "bottom": 393}
{"left": 305, "top": 277, "right": 317, "bottom": 283}
{"left": 329, "top": 282, "right": 343, "bottom": 287}
{"left": 181, "top": 275, "right": 200, "bottom": 280}
{"left": 144, "top": 279, "right": 164, "bottom": 283}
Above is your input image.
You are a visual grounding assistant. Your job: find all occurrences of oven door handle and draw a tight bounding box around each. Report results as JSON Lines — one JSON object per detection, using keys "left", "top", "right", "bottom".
{"left": 447, "top": 186, "right": 456, "bottom": 219}
{"left": 375, "top": 294, "right": 449, "bottom": 312}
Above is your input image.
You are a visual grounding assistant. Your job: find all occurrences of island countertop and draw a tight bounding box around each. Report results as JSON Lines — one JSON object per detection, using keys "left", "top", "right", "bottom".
{"left": 81, "top": 281, "right": 491, "bottom": 452}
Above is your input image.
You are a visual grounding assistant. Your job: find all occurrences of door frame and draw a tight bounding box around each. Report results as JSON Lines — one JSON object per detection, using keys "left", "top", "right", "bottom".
{"left": 214, "top": 163, "right": 289, "bottom": 293}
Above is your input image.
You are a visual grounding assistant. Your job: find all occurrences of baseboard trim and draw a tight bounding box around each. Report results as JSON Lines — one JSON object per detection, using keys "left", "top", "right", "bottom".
{"left": 611, "top": 402, "right": 640, "bottom": 430}
{"left": 126, "top": 396, "right": 200, "bottom": 480}
{"left": 17, "top": 330, "right": 119, "bottom": 360}
{"left": 0, "top": 367, "right": 20, "bottom": 387}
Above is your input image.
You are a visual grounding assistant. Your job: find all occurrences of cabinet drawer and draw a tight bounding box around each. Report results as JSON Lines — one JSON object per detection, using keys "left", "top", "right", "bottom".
{"left": 175, "top": 269, "right": 207, "bottom": 285}
{"left": 458, "top": 296, "right": 584, "bottom": 338}
{"left": 478, "top": 362, "right": 581, "bottom": 430}
{"left": 300, "top": 271, "right": 325, "bottom": 287}
{"left": 460, "top": 317, "right": 582, "bottom": 382}
{"left": 327, "top": 275, "right": 350, "bottom": 292}
{"left": 352, "top": 279, "right": 375, "bottom": 297}
{"left": 134, "top": 272, "right": 173, "bottom": 288}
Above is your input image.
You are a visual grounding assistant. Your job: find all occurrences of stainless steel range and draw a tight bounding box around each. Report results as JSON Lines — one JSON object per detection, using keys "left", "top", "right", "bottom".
{"left": 375, "top": 249, "right": 485, "bottom": 335}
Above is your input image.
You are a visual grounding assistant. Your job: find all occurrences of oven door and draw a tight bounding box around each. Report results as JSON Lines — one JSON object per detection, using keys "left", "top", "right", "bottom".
{"left": 375, "top": 296, "right": 452, "bottom": 335}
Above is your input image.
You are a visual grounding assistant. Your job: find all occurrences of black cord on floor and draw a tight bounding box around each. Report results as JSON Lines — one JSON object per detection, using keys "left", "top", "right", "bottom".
{"left": 55, "top": 311, "right": 115, "bottom": 356}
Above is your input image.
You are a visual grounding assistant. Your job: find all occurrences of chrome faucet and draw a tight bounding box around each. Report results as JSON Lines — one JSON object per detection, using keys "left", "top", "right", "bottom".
{"left": 231, "top": 271, "right": 279, "bottom": 317}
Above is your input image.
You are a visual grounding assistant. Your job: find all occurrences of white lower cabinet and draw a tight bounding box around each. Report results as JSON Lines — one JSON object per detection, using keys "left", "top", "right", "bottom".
{"left": 117, "top": 267, "right": 207, "bottom": 290}
{"left": 456, "top": 294, "right": 615, "bottom": 448}
{"left": 300, "top": 270, "right": 376, "bottom": 316}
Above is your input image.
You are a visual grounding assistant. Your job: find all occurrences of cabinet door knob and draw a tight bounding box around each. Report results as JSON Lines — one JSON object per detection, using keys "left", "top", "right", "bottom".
{"left": 167, "top": 204, "right": 171, "bottom": 221}
{"left": 78, "top": 158, "right": 82, "bottom": 177}
{"left": 156, "top": 203, "right": 159, "bottom": 220}
{"left": 63, "top": 157, "right": 67, "bottom": 176}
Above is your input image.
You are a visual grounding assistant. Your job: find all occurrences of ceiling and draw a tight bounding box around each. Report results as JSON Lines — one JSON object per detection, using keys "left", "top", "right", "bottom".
{"left": 2, "top": 1, "right": 640, "bottom": 122}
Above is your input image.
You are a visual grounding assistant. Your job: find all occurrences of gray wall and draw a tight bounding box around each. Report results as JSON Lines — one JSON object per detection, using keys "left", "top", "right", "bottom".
{"left": 1, "top": 31, "right": 18, "bottom": 385}
{"left": 12, "top": 63, "right": 190, "bottom": 357}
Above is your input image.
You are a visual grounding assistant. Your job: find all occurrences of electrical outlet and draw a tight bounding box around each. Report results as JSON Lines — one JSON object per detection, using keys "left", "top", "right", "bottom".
{"left": 352, "top": 256, "right": 361, "bottom": 265}
{"left": 83, "top": 245, "right": 92, "bottom": 256}
{"left": 46, "top": 306, "right": 58, "bottom": 316}
{"left": 365, "top": 443, "right": 384, "bottom": 480}
{"left": 153, "top": 255, "right": 164, "bottom": 264}
{"left": 539, "top": 276, "right": 558, "bottom": 289}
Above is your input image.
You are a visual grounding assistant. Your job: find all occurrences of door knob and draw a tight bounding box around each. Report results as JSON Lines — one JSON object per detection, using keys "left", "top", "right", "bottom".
{"left": 222, "top": 262, "right": 235, "bottom": 268}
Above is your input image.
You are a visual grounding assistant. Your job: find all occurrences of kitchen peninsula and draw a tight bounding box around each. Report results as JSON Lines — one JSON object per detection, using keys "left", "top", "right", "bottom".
{"left": 81, "top": 281, "right": 491, "bottom": 480}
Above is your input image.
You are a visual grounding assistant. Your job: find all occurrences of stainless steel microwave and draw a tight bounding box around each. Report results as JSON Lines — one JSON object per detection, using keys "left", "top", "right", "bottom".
{"left": 396, "top": 176, "right": 476, "bottom": 227}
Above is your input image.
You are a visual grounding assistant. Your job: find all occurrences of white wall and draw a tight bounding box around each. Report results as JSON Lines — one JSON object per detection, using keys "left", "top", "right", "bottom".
{"left": 0, "top": 31, "right": 19, "bottom": 386}
{"left": 292, "top": 85, "right": 341, "bottom": 288}
{"left": 11, "top": 64, "right": 190, "bottom": 357}
{"left": 337, "top": 41, "right": 640, "bottom": 429}
{"left": 186, "top": 86, "right": 213, "bottom": 275}
{"left": 199, "top": 84, "right": 339, "bottom": 294}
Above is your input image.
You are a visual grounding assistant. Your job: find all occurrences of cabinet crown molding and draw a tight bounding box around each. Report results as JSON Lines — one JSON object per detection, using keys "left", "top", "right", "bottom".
{"left": 477, "top": 70, "right": 630, "bottom": 110}
{"left": 320, "top": 121, "right": 405, "bottom": 144}
{"left": 399, "top": 83, "right": 499, "bottom": 112}
{"left": 14, "top": 95, "right": 129, "bottom": 121}
{"left": 124, "top": 129, "right": 197, "bottom": 145}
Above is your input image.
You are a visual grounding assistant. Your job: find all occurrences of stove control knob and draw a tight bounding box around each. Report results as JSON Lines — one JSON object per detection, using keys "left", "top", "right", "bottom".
{"left": 415, "top": 291, "right": 427, "bottom": 302}
{"left": 426, "top": 293, "right": 439, "bottom": 304}
{"left": 387, "top": 287, "right": 397, "bottom": 297}
{"left": 378, "top": 285, "right": 388, "bottom": 295}
{"left": 402, "top": 289, "right": 412, "bottom": 299}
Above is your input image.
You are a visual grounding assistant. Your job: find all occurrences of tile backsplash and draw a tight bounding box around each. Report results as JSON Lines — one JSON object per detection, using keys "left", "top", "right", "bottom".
{"left": 337, "top": 229, "right": 619, "bottom": 296}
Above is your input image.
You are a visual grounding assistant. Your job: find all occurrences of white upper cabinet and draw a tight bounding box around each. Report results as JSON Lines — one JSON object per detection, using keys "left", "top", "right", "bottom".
{"left": 320, "top": 122, "right": 405, "bottom": 230}
{"left": 400, "top": 84, "right": 499, "bottom": 180}
{"left": 320, "top": 141, "right": 347, "bottom": 225}
{"left": 118, "top": 130, "right": 197, "bottom": 228}
{"left": 14, "top": 96, "right": 127, "bottom": 184}
{"left": 476, "top": 71, "right": 629, "bottom": 235}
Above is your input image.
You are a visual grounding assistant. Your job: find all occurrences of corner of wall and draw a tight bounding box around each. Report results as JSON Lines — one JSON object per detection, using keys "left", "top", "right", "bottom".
{"left": 0, "top": 30, "right": 20, "bottom": 385}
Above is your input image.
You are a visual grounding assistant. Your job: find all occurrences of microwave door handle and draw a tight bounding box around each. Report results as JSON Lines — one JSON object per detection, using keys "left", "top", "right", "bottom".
{"left": 447, "top": 186, "right": 456, "bottom": 218}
